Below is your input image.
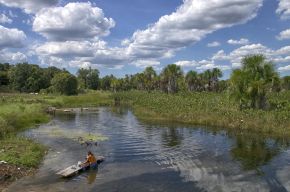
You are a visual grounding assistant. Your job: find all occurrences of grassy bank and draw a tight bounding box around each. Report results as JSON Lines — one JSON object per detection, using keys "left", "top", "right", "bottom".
{"left": 0, "top": 101, "right": 50, "bottom": 167}
{"left": 0, "top": 91, "right": 112, "bottom": 187}
{"left": 114, "top": 91, "right": 290, "bottom": 137}
{"left": 43, "top": 91, "right": 112, "bottom": 107}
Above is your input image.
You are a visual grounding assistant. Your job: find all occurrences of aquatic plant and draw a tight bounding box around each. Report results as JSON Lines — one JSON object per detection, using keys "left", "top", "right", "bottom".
{"left": 36, "top": 127, "right": 108, "bottom": 143}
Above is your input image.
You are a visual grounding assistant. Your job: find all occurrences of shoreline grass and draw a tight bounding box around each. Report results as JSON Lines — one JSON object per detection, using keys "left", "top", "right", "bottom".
{"left": 0, "top": 91, "right": 112, "bottom": 169}
{"left": 114, "top": 91, "right": 290, "bottom": 137}
{"left": 2, "top": 89, "right": 290, "bottom": 184}
{"left": 0, "top": 91, "right": 112, "bottom": 189}
{"left": 0, "top": 102, "right": 50, "bottom": 168}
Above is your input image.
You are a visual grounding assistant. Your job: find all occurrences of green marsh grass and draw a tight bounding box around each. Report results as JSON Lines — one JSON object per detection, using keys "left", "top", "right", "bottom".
{"left": 0, "top": 100, "right": 50, "bottom": 167}
{"left": 114, "top": 91, "right": 290, "bottom": 137}
{"left": 0, "top": 136, "right": 46, "bottom": 167}
{"left": 0, "top": 91, "right": 112, "bottom": 168}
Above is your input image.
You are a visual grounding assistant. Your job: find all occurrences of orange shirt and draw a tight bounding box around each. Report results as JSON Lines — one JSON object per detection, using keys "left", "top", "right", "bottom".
{"left": 87, "top": 154, "right": 97, "bottom": 164}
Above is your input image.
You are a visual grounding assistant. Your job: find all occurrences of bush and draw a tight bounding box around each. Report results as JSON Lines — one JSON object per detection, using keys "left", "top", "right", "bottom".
{"left": 51, "top": 72, "right": 78, "bottom": 95}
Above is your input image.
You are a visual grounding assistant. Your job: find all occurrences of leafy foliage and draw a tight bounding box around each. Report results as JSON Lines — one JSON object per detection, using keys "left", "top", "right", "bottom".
{"left": 51, "top": 72, "right": 78, "bottom": 95}
{"left": 77, "top": 67, "right": 100, "bottom": 90}
{"left": 230, "top": 55, "right": 279, "bottom": 109}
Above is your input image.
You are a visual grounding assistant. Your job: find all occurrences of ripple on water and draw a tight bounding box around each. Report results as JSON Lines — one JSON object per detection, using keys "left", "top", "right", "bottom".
{"left": 7, "top": 107, "right": 290, "bottom": 192}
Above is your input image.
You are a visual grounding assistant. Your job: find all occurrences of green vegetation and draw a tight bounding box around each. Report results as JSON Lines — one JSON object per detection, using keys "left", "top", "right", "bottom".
{"left": 51, "top": 72, "right": 78, "bottom": 95}
{"left": 58, "top": 91, "right": 112, "bottom": 107}
{"left": 1, "top": 54, "right": 290, "bottom": 171}
{"left": 1, "top": 63, "right": 102, "bottom": 95}
{"left": 77, "top": 67, "right": 100, "bottom": 90}
{"left": 0, "top": 92, "right": 112, "bottom": 168}
{"left": 0, "top": 101, "right": 49, "bottom": 167}
{"left": 160, "top": 64, "right": 183, "bottom": 93}
{"left": 38, "top": 127, "right": 108, "bottom": 143}
{"left": 0, "top": 136, "right": 46, "bottom": 167}
{"left": 230, "top": 55, "right": 279, "bottom": 109}
{"left": 40, "top": 91, "right": 112, "bottom": 107}
{"left": 6, "top": 63, "right": 65, "bottom": 93}
{"left": 0, "top": 102, "right": 50, "bottom": 138}
{"left": 114, "top": 90, "right": 290, "bottom": 136}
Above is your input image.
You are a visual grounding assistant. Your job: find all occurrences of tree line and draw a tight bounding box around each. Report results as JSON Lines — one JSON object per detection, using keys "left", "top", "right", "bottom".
{"left": 0, "top": 62, "right": 227, "bottom": 95}
{"left": 0, "top": 63, "right": 78, "bottom": 95}
{"left": 1, "top": 54, "right": 290, "bottom": 110}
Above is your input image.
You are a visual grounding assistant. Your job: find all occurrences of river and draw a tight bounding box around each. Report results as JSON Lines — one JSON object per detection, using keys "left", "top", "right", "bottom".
{"left": 5, "top": 107, "right": 290, "bottom": 192}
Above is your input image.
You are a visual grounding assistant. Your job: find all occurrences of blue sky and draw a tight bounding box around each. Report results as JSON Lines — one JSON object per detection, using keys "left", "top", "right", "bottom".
{"left": 0, "top": 0, "right": 290, "bottom": 78}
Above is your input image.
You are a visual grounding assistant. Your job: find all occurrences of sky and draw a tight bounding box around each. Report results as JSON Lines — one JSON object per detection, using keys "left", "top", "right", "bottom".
{"left": 0, "top": 0, "right": 290, "bottom": 78}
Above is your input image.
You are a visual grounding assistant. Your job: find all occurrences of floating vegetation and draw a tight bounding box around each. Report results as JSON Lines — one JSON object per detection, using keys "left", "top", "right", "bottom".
{"left": 35, "top": 126, "right": 108, "bottom": 144}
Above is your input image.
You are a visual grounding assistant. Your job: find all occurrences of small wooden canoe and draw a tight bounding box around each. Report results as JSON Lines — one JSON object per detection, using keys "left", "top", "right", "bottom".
{"left": 56, "top": 156, "right": 104, "bottom": 177}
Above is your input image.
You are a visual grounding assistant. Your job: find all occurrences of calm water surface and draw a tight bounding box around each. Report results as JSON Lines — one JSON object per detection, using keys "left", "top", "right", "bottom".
{"left": 6, "top": 107, "right": 290, "bottom": 192}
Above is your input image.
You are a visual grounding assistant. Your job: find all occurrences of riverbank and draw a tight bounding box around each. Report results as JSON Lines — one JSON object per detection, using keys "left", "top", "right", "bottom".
{"left": 0, "top": 91, "right": 112, "bottom": 190}
{"left": 114, "top": 91, "right": 290, "bottom": 137}
{"left": 2, "top": 90, "right": 290, "bottom": 190}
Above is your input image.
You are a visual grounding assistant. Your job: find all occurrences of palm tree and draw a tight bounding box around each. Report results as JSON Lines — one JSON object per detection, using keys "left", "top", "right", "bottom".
{"left": 203, "top": 69, "right": 212, "bottom": 91}
{"left": 143, "top": 67, "right": 157, "bottom": 92}
{"left": 194, "top": 73, "right": 202, "bottom": 91}
{"left": 160, "top": 64, "right": 183, "bottom": 93}
{"left": 136, "top": 73, "right": 146, "bottom": 90}
{"left": 211, "top": 68, "right": 223, "bottom": 91}
{"left": 185, "top": 70, "right": 198, "bottom": 91}
{"left": 230, "top": 54, "right": 279, "bottom": 109}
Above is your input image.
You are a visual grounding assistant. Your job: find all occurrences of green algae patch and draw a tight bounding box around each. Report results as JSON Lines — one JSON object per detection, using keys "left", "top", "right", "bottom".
{"left": 37, "top": 126, "right": 109, "bottom": 143}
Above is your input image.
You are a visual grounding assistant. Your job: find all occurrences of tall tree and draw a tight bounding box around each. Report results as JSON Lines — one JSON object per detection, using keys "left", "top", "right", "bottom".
{"left": 51, "top": 72, "right": 78, "bottom": 95}
{"left": 143, "top": 67, "right": 157, "bottom": 91}
{"left": 77, "top": 67, "right": 100, "bottom": 90}
{"left": 0, "top": 63, "right": 10, "bottom": 86}
{"left": 210, "top": 68, "right": 223, "bottom": 91}
{"left": 8, "top": 63, "right": 48, "bottom": 92}
{"left": 185, "top": 70, "right": 198, "bottom": 91}
{"left": 100, "top": 75, "right": 115, "bottom": 90}
{"left": 160, "top": 64, "right": 183, "bottom": 93}
{"left": 230, "top": 55, "right": 278, "bottom": 109}
{"left": 77, "top": 68, "right": 90, "bottom": 89}
{"left": 86, "top": 68, "right": 100, "bottom": 90}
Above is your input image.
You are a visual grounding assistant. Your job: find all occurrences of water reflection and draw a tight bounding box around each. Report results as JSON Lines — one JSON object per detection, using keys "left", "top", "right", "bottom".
{"left": 7, "top": 107, "right": 290, "bottom": 192}
{"left": 230, "top": 133, "right": 290, "bottom": 171}
{"left": 161, "top": 128, "right": 183, "bottom": 147}
{"left": 87, "top": 169, "right": 97, "bottom": 185}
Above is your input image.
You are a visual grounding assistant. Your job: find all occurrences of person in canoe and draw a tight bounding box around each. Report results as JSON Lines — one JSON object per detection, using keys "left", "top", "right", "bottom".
{"left": 81, "top": 151, "right": 97, "bottom": 169}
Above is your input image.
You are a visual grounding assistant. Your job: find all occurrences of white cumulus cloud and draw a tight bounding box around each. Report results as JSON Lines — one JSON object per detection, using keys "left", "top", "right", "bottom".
{"left": 0, "top": 50, "right": 27, "bottom": 63}
{"left": 227, "top": 38, "right": 250, "bottom": 45}
{"left": 0, "top": 0, "right": 58, "bottom": 14}
{"left": 175, "top": 60, "right": 198, "bottom": 67}
{"left": 211, "top": 44, "right": 290, "bottom": 69}
{"left": 35, "top": 40, "right": 127, "bottom": 68}
{"left": 0, "top": 25, "right": 26, "bottom": 49}
{"left": 125, "top": 0, "right": 263, "bottom": 60}
{"left": 277, "top": 0, "right": 290, "bottom": 20}
{"left": 278, "top": 65, "right": 290, "bottom": 71}
{"left": 131, "top": 60, "right": 160, "bottom": 68}
{"left": 207, "top": 41, "right": 221, "bottom": 47}
{"left": 35, "top": 41, "right": 105, "bottom": 58}
{"left": 277, "top": 29, "right": 290, "bottom": 40}
{"left": 276, "top": 46, "right": 290, "bottom": 55}
{"left": 0, "top": 13, "right": 12, "bottom": 24}
{"left": 196, "top": 60, "right": 231, "bottom": 71}
{"left": 33, "top": 2, "right": 115, "bottom": 41}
